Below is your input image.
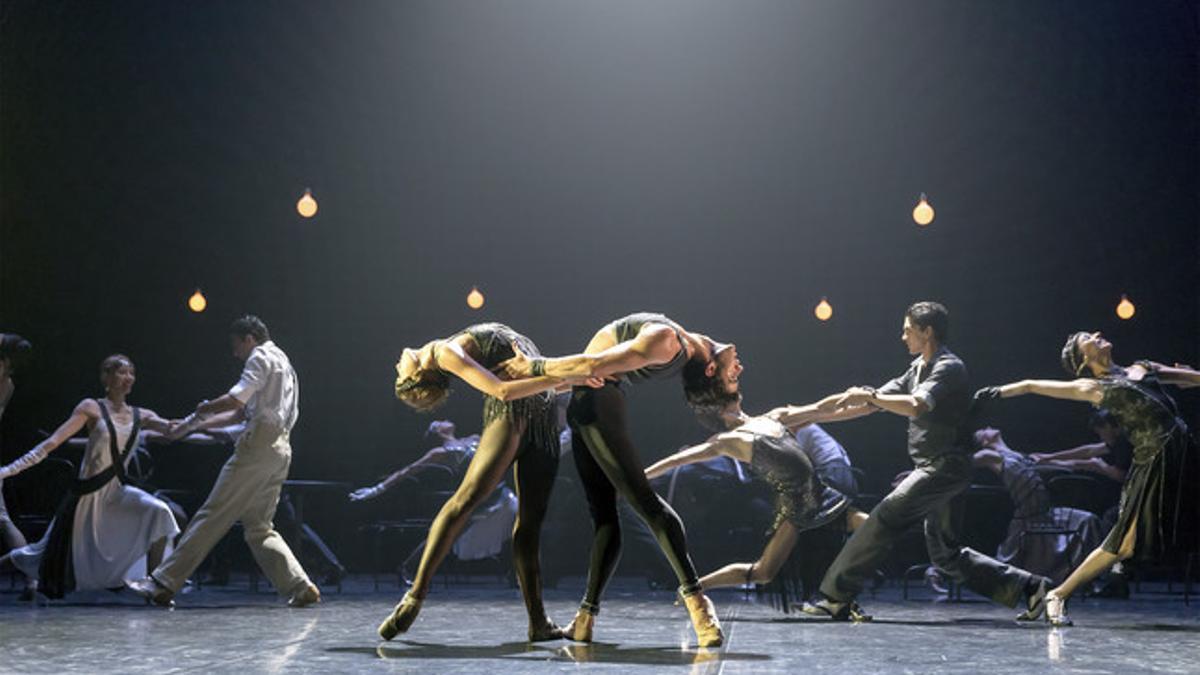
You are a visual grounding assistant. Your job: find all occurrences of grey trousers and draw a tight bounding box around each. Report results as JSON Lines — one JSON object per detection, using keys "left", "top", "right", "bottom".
{"left": 152, "top": 424, "right": 310, "bottom": 596}
{"left": 819, "top": 453, "right": 1034, "bottom": 608}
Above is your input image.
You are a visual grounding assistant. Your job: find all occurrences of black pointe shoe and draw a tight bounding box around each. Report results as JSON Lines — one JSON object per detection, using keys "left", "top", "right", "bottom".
{"left": 378, "top": 592, "right": 423, "bottom": 640}
{"left": 1017, "top": 577, "right": 1051, "bottom": 622}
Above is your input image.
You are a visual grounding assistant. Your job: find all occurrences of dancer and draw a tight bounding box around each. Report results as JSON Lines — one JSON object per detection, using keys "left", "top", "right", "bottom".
{"left": 0, "top": 334, "right": 34, "bottom": 597}
{"left": 1029, "top": 409, "right": 1131, "bottom": 483}
{"left": 500, "top": 312, "right": 737, "bottom": 647}
{"left": 644, "top": 396, "right": 868, "bottom": 593}
{"left": 129, "top": 315, "right": 319, "bottom": 608}
{"left": 796, "top": 302, "right": 1051, "bottom": 621}
{"left": 975, "top": 331, "right": 1200, "bottom": 625}
{"left": 349, "top": 421, "right": 481, "bottom": 502}
{"left": 0, "top": 354, "right": 180, "bottom": 598}
{"left": 379, "top": 323, "right": 593, "bottom": 642}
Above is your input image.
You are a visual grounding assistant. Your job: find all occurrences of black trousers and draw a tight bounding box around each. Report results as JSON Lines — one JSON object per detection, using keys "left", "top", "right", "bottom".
{"left": 568, "top": 383, "right": 700, "bottom": 609}
{"left": 820, "top": 453, "right": 1034, "bottom": 607}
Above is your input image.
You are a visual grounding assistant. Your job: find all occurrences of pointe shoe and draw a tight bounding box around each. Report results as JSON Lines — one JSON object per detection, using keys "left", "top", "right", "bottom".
{"left": 560, "top": 607, "right": 596, "bottom": 643}
{"left": 1045, "top": 593, "right": 1073, "bottom": 627}
{"left": 682, "top": 593, "right": 724, "bottom": 648}
{"left": 287, "top": 582, "right": 321, "bottom": 608}
{"left": 378, "top": 592, "right": 424, "bottom": 640}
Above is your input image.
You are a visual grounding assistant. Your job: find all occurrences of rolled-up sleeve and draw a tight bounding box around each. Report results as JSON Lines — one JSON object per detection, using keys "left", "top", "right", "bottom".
{"left": 911, "top": 358, "right": 965, "bottom": 412}
{"left": 229, "top": 352, "right": 268, "bottom": 404}
{"left": 877, "top": 367, "right": 913, "bottom": 396}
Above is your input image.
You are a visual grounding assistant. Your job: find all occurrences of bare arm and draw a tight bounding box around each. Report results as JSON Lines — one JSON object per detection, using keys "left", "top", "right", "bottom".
{"left": 1030, "top": 442, "right": 1108, "bottom": 463}
{"left": 1146, "top": 363, "right": 1200, "bottom": 389}
{"left": 504, "top": 325, "right": 679, "bottom": 381}
{"left": 767, "top": 394, "right": 877, "bottom": 428}
{"left": 436, "top": 342, "right": 565, "bottom": 401}
{"left": 0, "top": 400, "right": 94, "bottom": 479}
{"left": 1045, "top": 457, "right": 1127, "bottom": 482}
{"left": 997, "top": 378, "right": 1104, "bottom": 404}
{"left": 644, "top": 432, "right": 751, "bottom": 480}
{"left": 350, "top": 448, "right": 459, "bottom": 501}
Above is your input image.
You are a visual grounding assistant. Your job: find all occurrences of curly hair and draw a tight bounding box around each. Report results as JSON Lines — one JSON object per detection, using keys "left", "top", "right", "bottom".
{"left": 395, "top": 369, "right": 451, "bottom": 413}
{"left": 682, "top": 355, "right": 739, "bottom": 411}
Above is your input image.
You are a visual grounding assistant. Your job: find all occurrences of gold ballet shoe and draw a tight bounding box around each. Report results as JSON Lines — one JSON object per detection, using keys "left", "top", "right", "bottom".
{"left": 378, "top": 592, "right": 423, "bottom": 640}
{"left": 682, "top": 592, "right": 724, "bottom": 648}
{"left": 1045, "top": 592, "right": 1073, "bottom": 627}
{"left": 560, "top": 607, "right": 596, "bottom": 643}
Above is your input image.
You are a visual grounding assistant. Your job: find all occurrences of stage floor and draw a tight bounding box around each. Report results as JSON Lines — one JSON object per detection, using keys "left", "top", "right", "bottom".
{"left": 1, "top": 578, "right": 1196, "bottom": 673}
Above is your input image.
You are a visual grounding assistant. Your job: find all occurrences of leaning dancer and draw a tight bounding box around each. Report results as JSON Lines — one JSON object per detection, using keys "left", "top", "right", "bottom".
{"left": 380, "top": 323, "right": 590, "bottom": 642}
{"left": 129, "top": 316, "right": 319, "bottom": 608}
{"left": 501, "top": 312, "right": 735, "bottom": 648}
{"left": 0, "top": 355, "right": 180, "bottom": 598}
{"left": 644, "top": 396, "right": 868, "bottom": 593}
{"left": 797, "top": 302, "right": 1051, "bottom": 621}
{"left": 975, "top": 331, "right": 1199, "bottom": 625}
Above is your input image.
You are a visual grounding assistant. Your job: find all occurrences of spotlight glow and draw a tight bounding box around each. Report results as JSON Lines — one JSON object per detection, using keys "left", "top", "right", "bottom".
{"left": 913, "top": 193, "right": 935, "bottom": 226}
{"left": 467, "top": 287, "right": 485, "bottom": 310}
{"left": 1116, "top": 295, "right": 1135, "bottom": 320}
{"left": 188, "top": 289, "right": 207, "bottom": 313}
{"left": 814, "top": 298, "right": 833, "bottom": 321}
{"left": 297, "top": 189, "right": 318, "bottom": 218}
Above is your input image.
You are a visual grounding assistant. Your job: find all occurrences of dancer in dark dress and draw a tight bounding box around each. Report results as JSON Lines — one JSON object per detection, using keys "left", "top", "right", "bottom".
{"left": 500, "top": 312, "right": 735, "bottom": 647}
{"left": 792, "top": 302, "right": 1052, "bottom": 622}
{"left": 382, "top": 323, "right": 594, "bottom": 642}
{"left": 644, "top": 397, "right": 868, "bottom": 592}
{"left": 976, "top": 331, "right": 1200, "bottom": 625}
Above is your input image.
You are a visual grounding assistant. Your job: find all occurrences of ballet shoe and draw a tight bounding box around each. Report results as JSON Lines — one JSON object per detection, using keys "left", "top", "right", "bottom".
{"left": 682, "top": 592, "right": 724, "bottom": 648}
{"left": 1045, "top": 592, "right": 1073, "bottom": 627}
{"left": 1016, "top": 577, "right": 1050, "bottom": 621}
{"left": 378, "top": 592, "right": 423, "bottom": 640}
{"left": 560, "top": 607, "right": 596, "bottom": 643}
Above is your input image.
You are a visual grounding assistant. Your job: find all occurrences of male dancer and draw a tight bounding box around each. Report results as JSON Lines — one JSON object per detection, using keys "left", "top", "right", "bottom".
{"left": 501, "top": 312, "right": 737, "bottom": 647}
{"left": 784, "top": 302, "right": 1050, "bottom": 621}
{"left": 130, "top": 316, "right": 319, "bottom": 607}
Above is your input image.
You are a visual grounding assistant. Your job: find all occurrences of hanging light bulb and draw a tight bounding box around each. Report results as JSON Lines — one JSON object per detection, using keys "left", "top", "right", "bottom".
{"left": 1116, "top": 295, "right": 1135, "bottom": 320}
{"left": 814, "top": 298, "right": 833, "bottom": 321}
{"left": 187, "top": 289, "right": 207, "bottom": 313}
{"left": 912, "top": 193, "right": 935, "bottom": 226}
{"left": 466, "top": 287, "right": 485, "bottom": 310}
{"left": 296, "top": 188, "right": 318, "bottom": 218}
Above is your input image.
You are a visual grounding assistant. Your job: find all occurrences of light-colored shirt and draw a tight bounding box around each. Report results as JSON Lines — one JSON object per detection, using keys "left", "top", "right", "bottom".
{"left": 228, "top": 341, "right": 299, "bottom": 433}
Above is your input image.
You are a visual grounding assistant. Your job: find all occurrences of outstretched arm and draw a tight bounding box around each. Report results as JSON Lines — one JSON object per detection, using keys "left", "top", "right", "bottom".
{"left": 350, "top": 448, "right": 459, "bottom": 501}
{"left": 644, "top": 432, "right": 751, "bottom": 480}
{"left": 767, "top": 394, "right": 877, "bottom": 428}
{"left": 1030, "top": 441, "right": 1108, "bottom": 464}
{"left": 502, "top": 324, "right": 679, "bottom": 381}
{"left": 990, "top": 378, "right": 1104, "bottom": 404}
{"left": 436, "top": 342, "right": 566, "bottom": 401}
{"left": 1144, "top": 362, "right": 1200, "bottom": 389}
{"left": 0, "top": 400, "right": 93, "bottom": 479}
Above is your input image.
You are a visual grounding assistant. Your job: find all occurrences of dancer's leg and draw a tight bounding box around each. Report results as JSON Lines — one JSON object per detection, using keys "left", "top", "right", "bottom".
{"left": 569, "top": 389, "right": 621, "bottom": 611}
{"left": 1052, "top": 516, "right": 1138, "bottom": 600}
{"left": 408, "top": 417, "right": 522, "bottom": 600}
{"left": 510, "top": 436, "right": 559, "bottom": 638}
{"left": 700, "top": 522, "right": 798, "bottom": 589}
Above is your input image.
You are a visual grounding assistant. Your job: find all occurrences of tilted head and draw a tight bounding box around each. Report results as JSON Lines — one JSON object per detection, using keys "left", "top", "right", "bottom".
{"left": 394, "top": 342, "right": 451, "bottom": 413}
{"left": 682, "top": 338, "right": 743, "bottom": 410}
{"left": 230, "top": 315, "right": 270, "bottom": 361}
{"left": 1060, "top": 331, "right": 1112, "bottom": 377}
{"left": 100, "top": 354, "right": 136, "bottom": 396}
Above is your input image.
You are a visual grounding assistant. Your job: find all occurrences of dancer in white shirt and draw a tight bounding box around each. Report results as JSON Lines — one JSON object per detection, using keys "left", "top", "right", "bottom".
{"left": 129, "top": 315, "right": 319, "bottom": 608}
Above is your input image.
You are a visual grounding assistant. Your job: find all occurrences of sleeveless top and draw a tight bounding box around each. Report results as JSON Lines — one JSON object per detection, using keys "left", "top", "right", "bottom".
{"left": 1099, "top": 367, "right": 1188, "bottom": 466}
{"left": 452, "top": 323, "right": 558, "bottom": 452}
{"left": 608, "top": 312, "right": 689, "bottom": 384}
{"left": 747, "top": 424, "right": 848, "bottom": 533}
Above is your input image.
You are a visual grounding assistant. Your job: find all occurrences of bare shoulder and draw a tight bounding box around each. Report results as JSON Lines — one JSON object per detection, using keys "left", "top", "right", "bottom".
{"left": 75, "top": 398, "right": 101, "bottom": 417}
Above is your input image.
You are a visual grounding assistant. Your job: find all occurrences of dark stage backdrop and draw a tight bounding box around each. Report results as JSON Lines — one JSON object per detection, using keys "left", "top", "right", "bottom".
{"left": 2, "top": 1, "right": 1197, "bottom": 500}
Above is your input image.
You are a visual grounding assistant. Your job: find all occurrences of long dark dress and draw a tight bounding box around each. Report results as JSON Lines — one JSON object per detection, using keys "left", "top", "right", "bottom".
{"left": 1098, "top": 368, "right": 1198, "bottom": 560}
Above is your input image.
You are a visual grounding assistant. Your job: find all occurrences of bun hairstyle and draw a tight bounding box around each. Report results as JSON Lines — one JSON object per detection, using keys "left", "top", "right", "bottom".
{"left": 1060, "top": 331, "right": 1090, "bottom": 377}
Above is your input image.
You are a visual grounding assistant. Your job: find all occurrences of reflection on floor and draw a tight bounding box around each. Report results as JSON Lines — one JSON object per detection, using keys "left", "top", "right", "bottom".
{"left": 1, "top": 577, "right": 1197, "bottom": 673}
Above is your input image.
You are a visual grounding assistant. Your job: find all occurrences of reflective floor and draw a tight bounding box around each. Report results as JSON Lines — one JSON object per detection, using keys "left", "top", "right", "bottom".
{"left": 1, "top": 577, "right": 1197, "bottom": 674}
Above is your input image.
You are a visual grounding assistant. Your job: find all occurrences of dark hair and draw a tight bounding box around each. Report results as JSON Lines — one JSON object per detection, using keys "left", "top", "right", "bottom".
{"left": 395, "top": 369, "right": 451, "bottom": 413}
{"left": 1061, "top": 331, "right": 1089, "bottom": 377}
{"left": 905, "top": 301, "right": 949, "bottom": 343}
{"left": 230, "top": 315, "right": 270, "bottom": 343}
{"left": 682, "top": 356, "right": 739, "bottom": 410}
{"left": 0, "top": 333, "right": 32, "bottom": 370}
{"left": 99, "top": 354, "right": 134, "bottom": 383}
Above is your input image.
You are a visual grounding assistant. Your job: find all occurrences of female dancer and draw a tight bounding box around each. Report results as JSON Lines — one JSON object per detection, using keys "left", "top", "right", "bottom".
{"left": 381, "top": 323, "right": 595, "bottom": 642}
{"left": 976, "top": 331, "right": 1199, "bottom": 625}
{"left": 0, "top": 333, "right": 34, "bottom": 597}
{"left": 499, "top": 312, "right": 738, "bottom": 648}
{"left": 645, "top": 397, "right": 868, "bottom": 593}
{"left": 0, "top": 355, "right": 181, "bottom": 598}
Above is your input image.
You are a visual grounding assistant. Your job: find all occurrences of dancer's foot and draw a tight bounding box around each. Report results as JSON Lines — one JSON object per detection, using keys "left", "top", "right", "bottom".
{"left": 800, "top": 597, "right": 873, "bottom": 622}
{"left": 527, "top": 619, "right": 562, "bottom": 642}
{"left": 378, "top": 591, "right": 423, "bottom": 640}
{"left": 287, "top": 582, "right": 321, "bottom": 608}
{"left": 1045, "top": 592, "right": 1072, "bottom": 627}
{"left": 1016, "top": 576, "right": 1052, "bottom": 621}
{"left": 682, "top": 592, "right": 724, "bottom": 648}
{"left": 127, "top": 576, "right": 175, "bottom": 608}
{"left": 560, "top": 607, "right": 596, "bottom": 643}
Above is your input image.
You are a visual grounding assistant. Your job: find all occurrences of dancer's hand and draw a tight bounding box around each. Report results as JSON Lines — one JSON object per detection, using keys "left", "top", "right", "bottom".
{"left": 498, "top": 342, "right": 533, "bottom": 379}
{"left": 973, "top": 386, "right": 1002, "bottom": 402}
{"left": 834, "top": 387, "right": 875, "bottom": 408}
{"left": 349, "top": 485, "right": 383, "bottom": 502}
